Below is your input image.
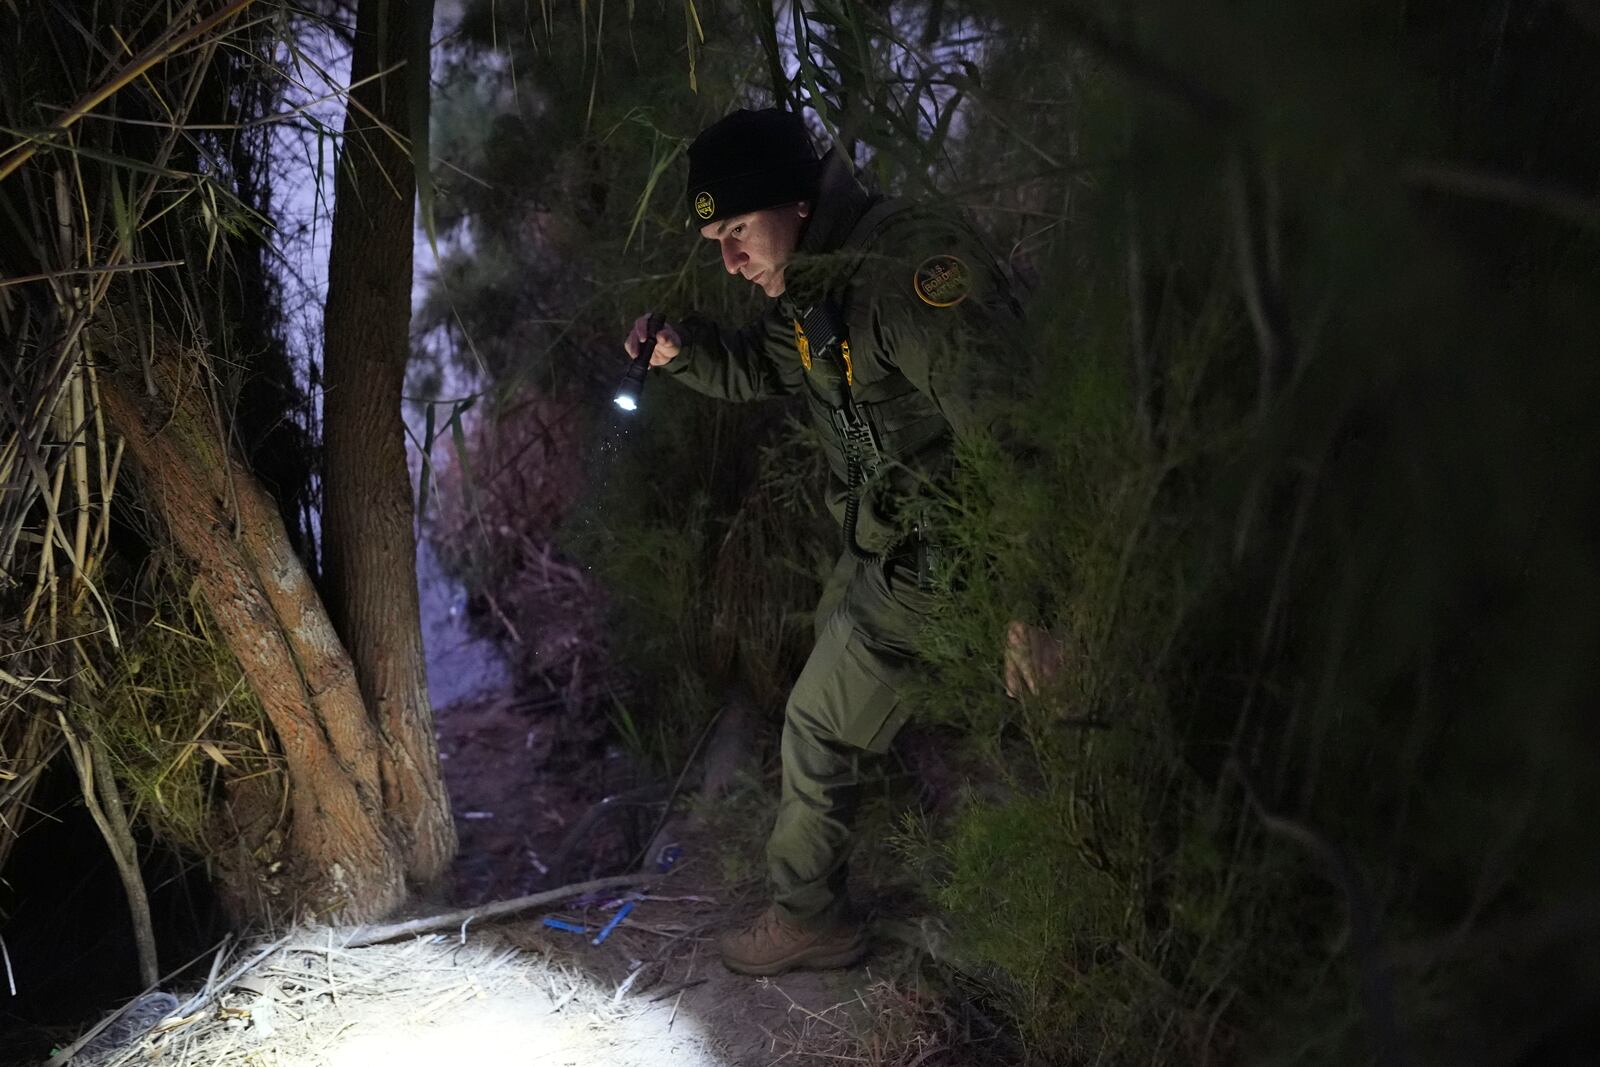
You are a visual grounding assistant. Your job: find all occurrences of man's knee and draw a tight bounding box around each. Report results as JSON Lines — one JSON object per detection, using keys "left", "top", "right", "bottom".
{"left": 780, "top": 703, "right": 857, "bottom": 800}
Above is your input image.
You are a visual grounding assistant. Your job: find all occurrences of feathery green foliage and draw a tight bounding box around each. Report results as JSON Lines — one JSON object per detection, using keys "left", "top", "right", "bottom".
{"left": 90, "top": 562, "right": 279, "bottom": 854}
{"left": 428, "top": 0, "right": 1600, "bottom": 1061}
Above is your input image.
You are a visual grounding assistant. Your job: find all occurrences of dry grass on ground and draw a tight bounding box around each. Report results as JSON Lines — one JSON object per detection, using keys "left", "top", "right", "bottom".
{"left": 53, "top": 929, "right": 727, "bottom": 1067}
{"left": 46, "top": 846, "right": 968, "bottom": 1067}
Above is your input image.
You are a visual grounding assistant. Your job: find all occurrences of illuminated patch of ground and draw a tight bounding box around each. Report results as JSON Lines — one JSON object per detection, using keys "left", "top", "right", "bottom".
{"left": 74, "top": 933, "right": 726, "bottom": 1067}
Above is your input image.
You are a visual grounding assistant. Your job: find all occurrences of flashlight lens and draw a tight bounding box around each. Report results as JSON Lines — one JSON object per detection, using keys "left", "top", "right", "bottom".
{"left": 614, "top": 394, "right": 637, "bottom": 412}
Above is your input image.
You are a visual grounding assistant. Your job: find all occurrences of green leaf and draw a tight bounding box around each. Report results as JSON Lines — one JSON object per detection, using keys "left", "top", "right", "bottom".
{"left": 416, "top": 398, "right": 436, "bottom": 521}
{"left": 746, "top": 0, "right": 791, "bottom": 108}
{"left": 624, "top": 134, "right": 684, "bottom": 251}
{"left": 790, "top": 2, "right": 838, "bottom": 144}
{"left": 411, "top": 0, "right": 440, "bottom": 258}
{"left": 683, "top": 0, "right": 705, "bottom": 91}
{"left": 448, "top": 398, "right": 480, "bottom": 517}
{"left": 110, "top": 173, "right": 134, "bottom": 253}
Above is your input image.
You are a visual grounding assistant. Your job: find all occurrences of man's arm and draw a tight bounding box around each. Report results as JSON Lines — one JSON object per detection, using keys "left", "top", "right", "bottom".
{"left": 641, "top": 304, "right": 804, "bottom": 402}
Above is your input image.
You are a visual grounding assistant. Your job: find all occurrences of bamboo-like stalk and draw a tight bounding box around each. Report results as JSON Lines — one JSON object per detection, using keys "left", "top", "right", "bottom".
{"left": 82, "top": 355, "right": 124, "bottom": 581}
{"left": 70, "top": 358, "right": 93, "bottom": 606}
{"left": 0, "top": 0, "right": 259, "bottom": 184}
{"left": 0, "top": 261, "right": 184, "bottom": 290}
{"left": 22, "top": 445, "right": 67, "bottom": 631}
{"left": 1, "top": 0, "right": 314, "bottom": 947}
{"left": 0, "top": 668, "right": 66, "bottom": 705}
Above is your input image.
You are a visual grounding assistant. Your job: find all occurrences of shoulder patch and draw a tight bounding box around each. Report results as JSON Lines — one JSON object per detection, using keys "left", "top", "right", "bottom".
{"left": 913, "top": 254, "right": 970, "bottom": 308}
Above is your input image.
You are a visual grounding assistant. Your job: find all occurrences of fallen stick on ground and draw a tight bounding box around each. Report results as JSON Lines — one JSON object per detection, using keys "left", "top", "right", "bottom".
{"left": 648, "top": 977, "right": 707, "bottom": 1003}
{"left": 341, "top": 872, "right": 655, "bottom": 948}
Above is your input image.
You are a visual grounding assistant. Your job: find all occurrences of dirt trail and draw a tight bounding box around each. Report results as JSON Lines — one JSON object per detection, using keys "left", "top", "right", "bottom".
{"left": 414, "top": 466, "right": 900, "bottom": 1064}
{"left": 431, "top": 687, "right": 883, "bottom": 1066}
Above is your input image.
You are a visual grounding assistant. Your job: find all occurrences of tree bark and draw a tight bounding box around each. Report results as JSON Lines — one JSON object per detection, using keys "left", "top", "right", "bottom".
{"left": 320, "top": 0, "right": 455, "bottom": 886}
{"left": 98, "top": 354, "right": 406, "bottom": 923}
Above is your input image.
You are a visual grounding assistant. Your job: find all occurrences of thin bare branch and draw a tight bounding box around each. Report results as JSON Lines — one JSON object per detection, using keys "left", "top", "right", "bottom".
{"left": 0, "top": 261, "right": 183, "bottom": 290}
{"left": 341, "top": 872, "right": 657, "bottom": 947}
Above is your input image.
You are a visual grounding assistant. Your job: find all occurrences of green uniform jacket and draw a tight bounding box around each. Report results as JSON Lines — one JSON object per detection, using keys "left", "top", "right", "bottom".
{"left": 663, "top": 150, "right": 1022, "bottom": 557}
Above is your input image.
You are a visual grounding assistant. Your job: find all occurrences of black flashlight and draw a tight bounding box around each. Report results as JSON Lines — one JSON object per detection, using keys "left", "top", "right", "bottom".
{"left": 615, "top": 312, "right": 664, "bottom": 412}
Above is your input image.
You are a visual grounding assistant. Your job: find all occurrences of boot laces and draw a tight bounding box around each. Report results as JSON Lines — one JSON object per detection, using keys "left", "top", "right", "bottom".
{"left": 747, "top": 907, "right": 800, "bottom": 949}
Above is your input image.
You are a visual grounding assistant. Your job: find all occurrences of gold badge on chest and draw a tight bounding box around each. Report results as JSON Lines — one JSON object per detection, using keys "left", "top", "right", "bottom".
{"left": 792, "top": 319, "right": 812, "bottom": 372}
{"left": 792, "top": 320, "right": 854, "bottom": 385}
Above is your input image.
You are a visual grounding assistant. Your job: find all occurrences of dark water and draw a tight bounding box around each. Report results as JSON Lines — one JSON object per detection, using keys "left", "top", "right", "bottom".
{"left": 416, "top": 531, "right": 510, "bottom": 708}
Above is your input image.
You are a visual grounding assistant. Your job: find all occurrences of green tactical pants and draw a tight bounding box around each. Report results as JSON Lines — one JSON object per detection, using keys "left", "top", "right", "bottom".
{"left": 769, "top": 551, "right": 934, "bottom": 928}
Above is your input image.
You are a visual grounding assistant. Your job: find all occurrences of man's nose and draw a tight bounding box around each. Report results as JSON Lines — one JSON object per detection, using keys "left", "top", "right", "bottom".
{"left": 720, "top": 240, "right": 746, "bottom": 275}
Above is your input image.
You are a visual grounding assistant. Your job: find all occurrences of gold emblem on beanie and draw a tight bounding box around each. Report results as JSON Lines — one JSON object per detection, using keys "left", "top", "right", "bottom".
{"left": 694, "top": 191, "right": 716, "bottom": 220}
{"left": 913, "top": 254, "right": 970, "bottom": 308}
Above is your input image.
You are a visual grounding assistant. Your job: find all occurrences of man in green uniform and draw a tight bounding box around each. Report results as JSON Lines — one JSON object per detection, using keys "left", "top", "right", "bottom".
{"left": 623, "top": 107, "right": 1041, "bottom": 976}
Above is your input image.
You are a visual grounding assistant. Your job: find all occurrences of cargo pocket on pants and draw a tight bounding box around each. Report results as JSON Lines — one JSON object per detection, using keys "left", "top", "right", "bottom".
{"left": 835, "top": 638, "right": 907, "bottom": 754}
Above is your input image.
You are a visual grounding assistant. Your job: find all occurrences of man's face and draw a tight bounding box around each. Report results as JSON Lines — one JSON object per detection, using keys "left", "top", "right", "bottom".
{"left": 700, "top": 202, "right": 810, "bottom": 298}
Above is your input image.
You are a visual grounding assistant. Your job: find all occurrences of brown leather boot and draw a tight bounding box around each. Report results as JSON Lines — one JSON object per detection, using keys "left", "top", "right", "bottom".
{"left": 717, "top": 905, "right": 866, "bottom": 976}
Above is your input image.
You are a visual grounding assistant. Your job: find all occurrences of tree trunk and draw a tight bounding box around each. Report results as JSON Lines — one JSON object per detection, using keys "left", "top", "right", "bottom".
{"left": 320, "top": 0, "right": 455, "bottom": 886}
{"left": 98, "top": 354, "right": 406, "bottom": 923}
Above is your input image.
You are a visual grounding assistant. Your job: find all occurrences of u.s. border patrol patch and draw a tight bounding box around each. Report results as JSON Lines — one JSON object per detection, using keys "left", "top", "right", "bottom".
{"left": 913, "top": 254, "right": 970, "bottom": 308}
{"left": 694, "top": 191, "right": 716, "bottom": 220}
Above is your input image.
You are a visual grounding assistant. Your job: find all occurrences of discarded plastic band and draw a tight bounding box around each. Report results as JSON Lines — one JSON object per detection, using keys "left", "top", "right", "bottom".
{"left": 591, "top": 900, "right": 635, "bottom": 945}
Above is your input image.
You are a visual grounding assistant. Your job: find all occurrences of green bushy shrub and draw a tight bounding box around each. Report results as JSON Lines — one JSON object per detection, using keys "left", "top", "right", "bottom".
{"left": 430, "top": 1, "right": 1600, "bottom": 1061}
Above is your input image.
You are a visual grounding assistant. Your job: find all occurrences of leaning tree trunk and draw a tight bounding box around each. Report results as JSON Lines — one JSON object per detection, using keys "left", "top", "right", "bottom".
{"left": 98, "top": 348, "right": 407, "bottom": 923}
{"left": 320, "top": 0, "right": 456, "bottom": 885}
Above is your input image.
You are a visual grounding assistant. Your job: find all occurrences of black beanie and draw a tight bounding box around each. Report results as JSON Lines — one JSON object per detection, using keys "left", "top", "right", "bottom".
{"left": 685, "top": 108, "right": 823, "bottom": 227}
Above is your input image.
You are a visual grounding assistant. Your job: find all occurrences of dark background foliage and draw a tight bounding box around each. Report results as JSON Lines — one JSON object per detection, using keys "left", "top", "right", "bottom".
{"left": 418, "top": 0, "right": 1599, "bottom": 1061}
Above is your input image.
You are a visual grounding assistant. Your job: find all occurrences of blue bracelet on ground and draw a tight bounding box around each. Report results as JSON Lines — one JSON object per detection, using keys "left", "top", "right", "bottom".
{"left": 591, "top": 900, "right": 635, "bottom": 945}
